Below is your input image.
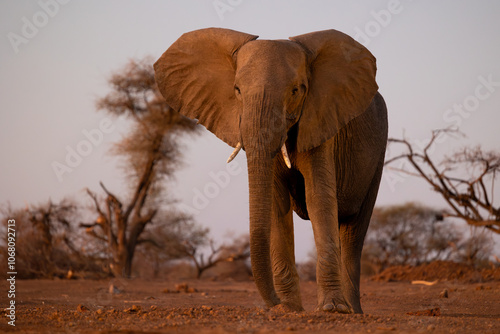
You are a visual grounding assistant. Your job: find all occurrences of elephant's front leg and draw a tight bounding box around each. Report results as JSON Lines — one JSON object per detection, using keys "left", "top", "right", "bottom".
{"left": 300, "top": 147, "right": 351, "bottom": 314}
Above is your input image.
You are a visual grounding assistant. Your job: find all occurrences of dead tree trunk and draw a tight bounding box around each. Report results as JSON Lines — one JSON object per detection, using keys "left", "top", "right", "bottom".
{"left": 82, "top": 181, "right": 157, "bottom": 278}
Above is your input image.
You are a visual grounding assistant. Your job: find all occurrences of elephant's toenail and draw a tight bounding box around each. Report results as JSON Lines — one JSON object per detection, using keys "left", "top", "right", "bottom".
{"left": 336, "top": 304, "right": 350, "bottom": 314}
{"left": 322, "top": 304, "right": 334, "bottom": 311}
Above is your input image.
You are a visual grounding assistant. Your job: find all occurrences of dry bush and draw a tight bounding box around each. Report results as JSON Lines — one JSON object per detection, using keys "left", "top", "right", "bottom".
{"left": 201, "top": 260, "right": 252, "bottom": 281}
{"left": 130, "top": 214, "right": 209, "bottom": 278}
{"left": 136, "top": 233, "right": 252, "bottom": 280}
{"left": 0, "top": 201, "right": 106, "bottom": 279}
{"left": 162, "top": 261, "right": 197, "bottom": 281}
{"left": 297, "top": 248, "right": 317, "bottom": 281}
{"left": 364, "top": 202, "right": 495, "bottom": 272}
{"left": 297, "top": 202, "right": 495, "bottom": 280}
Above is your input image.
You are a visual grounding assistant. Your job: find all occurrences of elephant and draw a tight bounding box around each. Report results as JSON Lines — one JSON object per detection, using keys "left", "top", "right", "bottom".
{"left": 154, "top": 28, "right": 388, "bottom": 314}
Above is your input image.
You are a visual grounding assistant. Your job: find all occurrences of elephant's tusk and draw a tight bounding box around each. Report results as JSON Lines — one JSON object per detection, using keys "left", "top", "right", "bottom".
{"left": 227, "top": 142, "right": 242, "bottom": 163}
{"left": 281, "top": 144, "right": 292, "bottom": 169}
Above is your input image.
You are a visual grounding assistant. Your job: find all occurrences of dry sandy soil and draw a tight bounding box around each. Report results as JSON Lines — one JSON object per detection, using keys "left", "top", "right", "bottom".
{"left": 1, "top": 263, "right": 499, "bottom": 333}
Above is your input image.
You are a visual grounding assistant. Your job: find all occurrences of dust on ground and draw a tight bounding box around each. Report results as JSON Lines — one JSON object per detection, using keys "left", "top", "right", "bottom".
{"left": 1, "top": 262, "right": 499, "bottom": 334}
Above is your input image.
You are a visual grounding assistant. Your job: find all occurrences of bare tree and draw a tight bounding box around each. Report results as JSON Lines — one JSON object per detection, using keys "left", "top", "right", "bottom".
{"left": 386, "top": 129, "right": 500, "bottom": 234}
{"left": 134, "top": 213, "right": 207, "bottom": 278}
{"left": 81, "top": 58, "right": 199, "bottom": 277}
{"left": 180, "top": 234, "right": 251, "bottom": 279}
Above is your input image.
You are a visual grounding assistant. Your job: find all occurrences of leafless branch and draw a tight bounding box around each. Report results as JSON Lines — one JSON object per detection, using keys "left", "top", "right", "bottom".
{"left": 386, "top": 129, "right": 500, "bottom": 234}
{"left": 136, "top": 238, "right": 162, "bottom": 248}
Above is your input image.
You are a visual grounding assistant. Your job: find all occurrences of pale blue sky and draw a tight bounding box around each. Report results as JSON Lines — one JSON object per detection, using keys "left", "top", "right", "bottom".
{"left": 1, "top": 0, "right": 499, "bottom": 261}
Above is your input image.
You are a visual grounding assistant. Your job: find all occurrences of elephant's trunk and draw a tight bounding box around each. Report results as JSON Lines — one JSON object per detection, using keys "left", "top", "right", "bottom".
{"left": 241, "top": 91, "right": 285, "bottom": 308}
{"left": 247, "top": 155, "right": 280, "bottom": 307}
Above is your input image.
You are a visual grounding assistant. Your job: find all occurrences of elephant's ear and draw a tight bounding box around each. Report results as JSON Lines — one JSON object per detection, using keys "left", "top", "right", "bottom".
{"left": 290, "top": 29, "right": 378, "bottom": 152}
{"left": 154, "top": 28, "right": 258, "bottom": 147}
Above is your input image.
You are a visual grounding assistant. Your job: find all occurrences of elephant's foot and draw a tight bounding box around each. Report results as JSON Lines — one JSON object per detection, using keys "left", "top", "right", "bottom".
{"left": 346, "top": 298, "right": 363, "bottom": 314}
{"left": 316, "top": 293, "right": 352, "bottom": 314}
{"left": 275, "top": 290, "right": 303, "bottom": 312}
{"left": 270, "top": 301, "right": 304, "bottom": 313}
{"left": 282, "top": 300, "right": 304, "bottom": 312}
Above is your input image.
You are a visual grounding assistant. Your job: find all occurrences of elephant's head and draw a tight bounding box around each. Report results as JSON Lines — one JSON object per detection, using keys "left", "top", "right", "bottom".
{"left": 154, "top": 28, "right": 377, "bottom": 306}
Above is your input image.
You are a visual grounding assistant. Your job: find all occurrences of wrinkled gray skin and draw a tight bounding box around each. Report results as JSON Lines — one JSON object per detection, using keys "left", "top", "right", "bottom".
{"left": 154, "top": 28, "right": 388, "bottom": 314}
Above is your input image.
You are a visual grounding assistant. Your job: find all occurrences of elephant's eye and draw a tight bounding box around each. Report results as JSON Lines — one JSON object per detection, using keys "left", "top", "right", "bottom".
{"left": 234, "top": 85, "right": 241, "bottom": 95}
{"left": 291, "top": 87, "right": 298, "bottom": 96}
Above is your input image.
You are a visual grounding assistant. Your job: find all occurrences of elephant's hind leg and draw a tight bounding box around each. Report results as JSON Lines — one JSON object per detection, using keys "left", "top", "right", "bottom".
{"left": 339, "top": 160, "right": 384, "bottom": 314}
{"left": 271, "top": 207, "right": 303, "bottom": 311}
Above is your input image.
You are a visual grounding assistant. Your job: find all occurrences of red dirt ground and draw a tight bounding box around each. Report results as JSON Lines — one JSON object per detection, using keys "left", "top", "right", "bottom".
{"left": 1, "top": 262, "right": 499, "bottom": 333}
